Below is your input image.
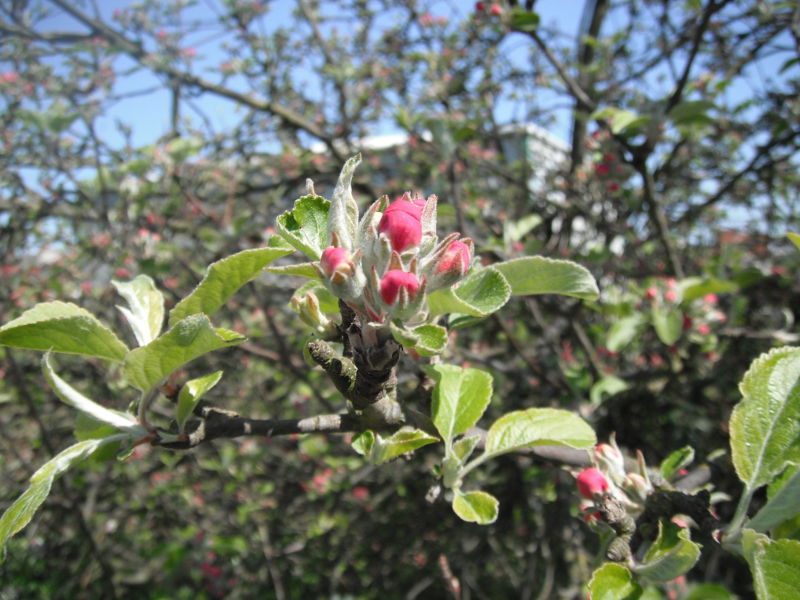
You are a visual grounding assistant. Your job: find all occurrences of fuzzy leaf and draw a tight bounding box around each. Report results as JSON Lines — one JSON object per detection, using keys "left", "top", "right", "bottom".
{"left": 0, "top": 301, "right": 129, "bottom": 361}
{"left": 368, "top": 427, "right": 439, "bottom": 465}
{"left": 494, "top": 256, "right": 599, "bottom": 300}
{"left": 427, "top": 267, "right": 511, "bottom": 317}
{"left": 327, "top": 154, "right": 361, "bottom": 249}
{"left": 124, "top": 314, "right": 245, "bottom": 392}
{"left": 484, "top": 408, "right": 595, "bottom": 458}
{"left": 176, "top": 371, "right": 223, "bottom": 432}
{"left": 169, "top": 247, "right": 292, "bottom": 326}
{"left": 424, "top": 364, "right": 492, "bottom": 447}
{"left": 0, "top": 436, "right": 124, "bottom": 560}
{"left": 743, "top": 529, "right": 800, "bottom": 600}
{"left": 411, "top": 324, "right": 448, "bottom": 356}
{"left": 588, "top": 563, "right": 643, "bottom": 600}
{"left": 275, "top": 194, "right": 331, "bottom": 259}
{"left": 659, "top": 446, "right": 695, "bottom": 481}
{"left": 633, "top": 521, "right": 701, "bottom": 582}
{"left": 452, "top": 490, "right": 498, "bottom": 525}
{"left": 730, "top": 347, "right": 800, "bottom": 491}
{"left": 112, "top": 275, "right": 164, "bottom": 346}
{"left": 749, "top": 468, "right": 800, "bottom": 533}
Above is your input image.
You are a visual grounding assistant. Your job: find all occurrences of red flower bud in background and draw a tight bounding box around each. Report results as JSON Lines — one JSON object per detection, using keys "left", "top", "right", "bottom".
{"left": 320, "top": 246, "right": 354, "bottom": 283}
{"left": 380, "top": 270, "right": 420, "bottom": 305}
{"left": 437, "top": 239, "right": 471, "bottom": 276}
{"left": 378, "top": 198, "right": 425, "bottom": 252}
{"left": 645, "top": 286, "right": 658, "bottom": 300}
{"left": 576, "top": 467, "right": 609, "bottom": 499}
{"left": 595, "top": 163, "right": 610, "bottom": 176}
{"left": 475, "top": 1, "right": 486, "bottom": 11}
{"left": 489, "top": 3, "right": 503, "bottom": 15}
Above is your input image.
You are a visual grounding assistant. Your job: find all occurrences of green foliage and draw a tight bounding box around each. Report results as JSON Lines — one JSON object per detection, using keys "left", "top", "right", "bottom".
{"left": 169, "top": 247, "right": 293, "bottom": 326}
{"left": 484, "top": 408, "right": 596, "bottom": 458}
{"left": 425, "top": 364, "right": 492, "bottom": 451}
{"left": 451, "top": 490, "right": 499, "bottom": 525}
{"left": 494, "top": 256, "right": 600, "bottom": 300}
{"left": 632, "top": 521, "right": 702, "bottom": 583}
{"left": 123, "top": 314, "right": 245, "bottom": 392}
{"left": 729, "top": 346, "right": 800, "bottom": 490}
{"left": 112, "top": 275, "right": 165, "bottom": 346}
{"left": 743, "top": 529, "right": 800, "bottom": 600}
{"left": 275, "top": 194, "right": 331, "bottom": 260}
{"left": 0, "top": 301, "right": 129, "bottom": 361}
{"left": 176, "top": 371, "right": 223, "bottom": 433}
{"left": 589, "top": 563, "right": 644, "bottom": 600}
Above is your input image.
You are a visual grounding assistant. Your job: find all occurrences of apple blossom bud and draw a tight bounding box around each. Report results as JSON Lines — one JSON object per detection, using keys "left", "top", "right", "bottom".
{"left": 320, "top": 246, "right": 353, "bottom": 283}
{"left": 623, "top": 472, "right": 652, "bottom": 503}
{"left": 380, "top": 270, "right": 420, "bottom": 306}
{"left": 378, "top": 196, "right": 425, "bottom": 252}
{"left": 576, "top": 467, "right": 609, "bottom": 499}
{"left": 437, "top": 239, "right": 471, "bottom": 276}
{"left": 290, "top": 291, "right": 334, "bottom": 335}
{"left": 594, "top": 443, "right": 625, "bottom": 483}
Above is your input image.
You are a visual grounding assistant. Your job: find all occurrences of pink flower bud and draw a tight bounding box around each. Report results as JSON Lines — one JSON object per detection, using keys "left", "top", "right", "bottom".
{"left": 378, "top": 197, "right": 425, "bottom": 252}
{"left": 378, "top": 210, "right": 422, "bottom": 252}
{"left": 380, "top": 270, "right": 420, "bottom": 305}
{"left": 320, "top": 246, "right": 353, "bottom": 283}
{"left": 437, "top": 239, "right": 471, "bottom": 276}
{"left": 576, "top": 467, "right": 609, "bottom": 499}
{"left": 645, "top": 286, "right": 658, "bottom": 300}
{"left": 594, "top": 444, "right": 625, "bottom": 481}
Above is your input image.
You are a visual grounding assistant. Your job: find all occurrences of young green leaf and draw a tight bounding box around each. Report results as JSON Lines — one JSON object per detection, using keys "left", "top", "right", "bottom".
{"left": 659, "top": 446, "right": 695, "bottom": 481}
{"left": 42, "top": 353, "right": 143, "bottom": 433}
{"left": 632, "top": 521, "right": 701, "bottom": 583}
{"left": 591, "top": 107, "right": 651, "bottom": 135}
{"left": 124, "top": 314, "right": 245, "bottom": 392}
{"left": 367, "top": 427, "right": 439, "bottom": 465}
{"left": 266, "top": 262, "right": 322, "bottom": 280}
{"left": 588, "top": 563, "right": 643, "bottom": 600}
{"left": 484, "top": 408, "right": 595, "bottom": 458}
{"left": 607, "top": 314, "right": 645, "bottom": 352}
{"left": 729, "top": 346, "right": 800, "bottom": 491}
{"left": 652, "top": 306, "right": 683, "bottom": 345}
{"left": 427, "top": 267, "right": 511, "bottom": 317}
{"left": 452, "top": 434, "right": 481, "bottom": 463}
{"left": 112, "top": 274, "right": 165, "bottom": 346}
{"left": 176, "top": 370, "right": 224, "bottom": 432}
{"left": 0, "top": 435, "right": 126, "bottom": 560}
{"left": 748, "top": 467, "right": 800, "bottom": 533}
{"left": 788, "top": 232, "right": 800, "bottom": 251}
{"left": 590, "top": 375, "right": 629, "bottom": 406}
{"left": 410, "top": 324, "right": 448, "bottom": 356}
{"left": 275, "top": 194, "right": 331, "bottom": 259}
{"left": 327, "top": 154, "right": 361, "bottom": 249}
{"left": 169, "top": 247, "right": 293, "bottom": 326}
{"left": 451, "top": 490, "right": 498, "bottom": 525}
{"left": 0, "top": 301, "right": 129, "bottom": 362}
{"left": 351, "top": 430, "right": 375, "bottom": 456}
{"left": 494, "top": 256, "right": 599, "bottom": 300}
{"left": 423, "top": 364, "right": 492, "bottom": 448}
{"left": 743, "top": 529, "right": 800, "bottom": 600}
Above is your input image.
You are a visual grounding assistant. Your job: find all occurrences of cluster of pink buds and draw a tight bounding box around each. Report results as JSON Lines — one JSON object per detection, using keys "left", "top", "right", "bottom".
{"left": 315, "top": 168, "right": 474, "bottom": 331}
{"left": 575, "top": 436, "right": 654, "bottom": 525}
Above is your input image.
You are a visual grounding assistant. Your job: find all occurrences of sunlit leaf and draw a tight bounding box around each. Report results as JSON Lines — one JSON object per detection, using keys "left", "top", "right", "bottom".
{"left": 275, "top": 194, "right": 331, "bottom": 259}
{"left": 484, "top": 408, "right": 595, "bottom": 458}
{"left": 494, "top": 256, "right": 599, "bottom": 300}
{"left": 112, "top": 275, "right": 164, "bottom": 346}
{"left": 451, "top": 490, "right": 498, "bottom": 525}
{"left": 424, "top": 364, "right": 492, "bottom": 447}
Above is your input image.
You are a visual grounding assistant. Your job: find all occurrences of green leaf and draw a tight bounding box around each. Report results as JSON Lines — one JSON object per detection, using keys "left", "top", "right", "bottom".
{"left": 266, "top": 262, "right": 322, "bottom": 280}
{"left": 176, "top": 371, "right": 223, "bottom": 432}
{"left": 112, "top": 275, "right": 164, "bottom": 346}
{"left": 509, "top": 8, "right": 540, "bottom": 31}
{"left": 668, "top": 100, "right": 716, "bottom": 127}
{"left": 590, "top": 375, "right": 629, "bottom": 406}
{"left": 788, "top": 232, "right": 800, "bottom": 251}
{"left": 591, "top": 107, "right": 651, "bottom": 135}
{"left": 424, "top": 364, "right": 493, "bottom": 448}
{"left": 368, "top": 427, "right": 439, "bottom": 465}
{"left": 411, "top": 324, "right": 448, "bottom": 356}
{"left": 607, "top": 315, "right": 645, "bottom": 352}
{"left": 633, "top": 521, "right": 701, "bottom": 582}
{"left": 42, "top": 354, "right": 142, "bottom": 433}
{"left": 652, "top": 306, "right": 682, "bottom": 345}
{"left": 327, "top": 154, "right": 361, "bottom": 249}
{"left": 0, "top": 436, "right": 124, "bottom": 559}
{"left": 427, "top": 267, "right": 511, "bottom": 317}
{"left": 351, "top": 430, "right": 375, "bottom": 456}
{"left": 275, "top": 194, "right": 331, "bottom": 260}
{"left": 453, "top": 434, "right": 481, "bottom": 463}
{"left": 730, "top": 347, "right": 800, "bottom": 490}
{"left": 743, "top": 529, "right": 800, "bottom": 600}
{"left": 451, "top": 490, "right": 498, "bottom": 525}
{"left": 680, "top": 277, "right": 738, "bottom": 302}
{"left": 503, "top": 214, "right": 542, "bottom": 247}
{"left": 588, "top": 563, "right": 643, "bottom": 600}
{"left": 124, "top": 314, "right": 245, "bottom": 392}
{"left": 494, "top": 256, "right": 599, "bottom": 300}
{"left": 0, "top": 301, "right": 129, "bottom": 362}
{"left": 659, "top": 446, "right": 695, "bottom": 481}
{"left": 484, "top": 408, "right": 596, "bottom": 458}
{"left": 749, "top": 468, "right": 800, "bottom": 533}
{"left": 683, "top": 584, "right": 736, "bottom": 600}
{"left": 169, "top": 247, "right": 292, "bottom": 326}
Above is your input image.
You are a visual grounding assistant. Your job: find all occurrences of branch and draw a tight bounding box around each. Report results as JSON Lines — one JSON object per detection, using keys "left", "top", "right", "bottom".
{"left": 46, "top": 0, "right": 341, "bottom": 157}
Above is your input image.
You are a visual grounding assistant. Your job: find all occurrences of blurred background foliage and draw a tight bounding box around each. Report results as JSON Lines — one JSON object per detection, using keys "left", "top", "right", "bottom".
{"left": 1, "top": 0, "right": 799, "bottom": 597}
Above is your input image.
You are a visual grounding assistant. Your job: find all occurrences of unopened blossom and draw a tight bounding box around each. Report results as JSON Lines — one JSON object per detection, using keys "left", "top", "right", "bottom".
{"left": 320, "top": 246, "right": 354, "bottom": 283}
{"left": 576, "top": 467, "right": 609, "bottom": 499}
{"left": 380, "top": 270, "right": 420, "bottom": 305}
{"left": 378, "top": 197, "right": 425, "bottom": 252}
{"left": 437, "top": 239, "right": 471, "bottom": 276}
